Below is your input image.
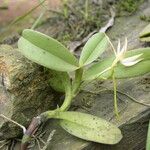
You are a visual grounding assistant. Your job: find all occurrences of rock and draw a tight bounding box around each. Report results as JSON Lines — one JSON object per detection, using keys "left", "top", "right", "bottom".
{"left": 23, "top": 0, "right": 150, "bottom": 150}
{"left": 1, "top": 0, "right": 150, "bottom": 149}
{"left": 0, "top": 45, "right": 60, "bottom": 140}
{"left": 33, "top": 76, "right": 149, "bottom": 150}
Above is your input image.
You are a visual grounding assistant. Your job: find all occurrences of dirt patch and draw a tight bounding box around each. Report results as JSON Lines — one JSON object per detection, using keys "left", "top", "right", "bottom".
{"left": 0, "top": 0, "right": 60, "bottom": 24}
{"left": 0, "top": 0, "right": 61, "bottom": 41}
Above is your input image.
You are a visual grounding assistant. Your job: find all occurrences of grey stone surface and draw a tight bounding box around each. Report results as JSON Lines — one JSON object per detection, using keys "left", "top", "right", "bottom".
{"left": 0, "top": 45, "right": 59, "bottom": 140}
{"left": 1, "top": 0, "right": 150, "bottom": 149}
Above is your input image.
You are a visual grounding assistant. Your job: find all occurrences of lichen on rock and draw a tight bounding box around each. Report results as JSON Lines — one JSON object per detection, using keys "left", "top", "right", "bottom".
{"left": 0, "top": 45, "right": 59, "bottom": 140}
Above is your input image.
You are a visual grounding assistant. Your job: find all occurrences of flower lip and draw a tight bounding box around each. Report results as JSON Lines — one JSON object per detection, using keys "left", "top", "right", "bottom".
{"left": 96, "top": 38, "right": 144, "bottom": 79}
{"left": 121, "top": 53, "right": 143, "bottom": 66}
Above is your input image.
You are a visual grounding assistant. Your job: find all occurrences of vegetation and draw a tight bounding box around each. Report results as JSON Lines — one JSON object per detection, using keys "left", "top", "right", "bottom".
{"left": 116, "top": 0, "right": 144, "bottom": 15}
{"left": 139, "top": 23, "right": 150, "bottom": 42}
{"left": 18, "top": 29, "right": 150, "bottom": 149}
{"left": 0, "top": 0, "right": 150, "bottom": 149}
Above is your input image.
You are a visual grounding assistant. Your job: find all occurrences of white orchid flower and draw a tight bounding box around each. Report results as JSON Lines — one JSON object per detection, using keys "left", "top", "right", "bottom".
{"left": 111, "top": 38, "right": 143, "bottom": 68}
{"left": 96, "top": 38, "right": 143, "bottom": 79}
{"left": 110, "top": 38, "right": 143, "bottom": 118}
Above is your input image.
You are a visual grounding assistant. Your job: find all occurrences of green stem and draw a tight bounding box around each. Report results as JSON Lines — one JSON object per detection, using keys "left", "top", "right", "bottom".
{"left": 84, "top": 0, "right": 89, "bottom": 21}
{"left": 72, "top": 68, "right": 83, "bottom": 97}
{"left": 112, "top": 70, "right": 119, "bottom": 119}
{"left": 59, "top": 68, "right": 83, "bottom": 111}
{"left": 59, "top": 82, "right": 72, "bottom": 111}
{"left": 21, "top": 69, "right": 83, "bottom": 149}
{"left": 63, "top": 0, "right": 68, "bottom": 19}
{"left": 31, "top": 10, "right": 46, "bottom": 30}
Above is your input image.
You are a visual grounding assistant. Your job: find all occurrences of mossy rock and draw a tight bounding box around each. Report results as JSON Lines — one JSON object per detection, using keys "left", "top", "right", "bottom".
{"left": 0, "top": 45, "right": 60, "bottom": 139}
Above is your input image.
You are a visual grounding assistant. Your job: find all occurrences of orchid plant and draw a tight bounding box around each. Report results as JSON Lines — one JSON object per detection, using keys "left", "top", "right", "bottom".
{"left": 17, "top": 29, "right": 150, "bottom": 149}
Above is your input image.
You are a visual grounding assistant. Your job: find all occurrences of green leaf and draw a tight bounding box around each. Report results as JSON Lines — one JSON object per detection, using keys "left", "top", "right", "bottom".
{"left": 139, "top": 24, "right": 150, "bottom": 42}
{"left": 57, "top": 111, "right": 122, "bottom": 145}
{"left": 18, "top": 29, "right": 79, "bottom": 72}
{"left": 79, "top": 32, "right": 108, "bottom": 66}
{"left": 83, "top": 48, "right": 150, "bottom": 80}
{"left": 139, "top": 37, "right": 150, "bottom": 42}
{"left": 48, "top": 70, "right": 70, "bottom": 92}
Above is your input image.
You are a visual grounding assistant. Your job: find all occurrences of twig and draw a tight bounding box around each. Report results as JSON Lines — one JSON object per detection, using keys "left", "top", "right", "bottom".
{"left": 41, "top": 130, "right": 56, "bottom": 150}
{"left": 66, "top": 3, "right": 78, "bottom": 16}
{"left": 10, "top": 140, "right": 15, "bottom": 150}
{"left": 0, "top": 140, "right": 9, "bottom": 149}
{"left": 47, "top": 9, "right": 63, "bottom": 15}
{"left": 5, "top": 145, "right": 9, "bottom": 150}
{"left": 99, "top": 7, "right": 115, "bottom": 33}
{"left": 31, "top": 10, "right": 46, "bottom": 30}
{"left": 35, "top": 138, "right": 42, "bottom": 150}
{"left": 38, "top": 137, "right": 46, "bottom": 145}
{"left": 0, "top": 114, "right": 26, "bottom": 133}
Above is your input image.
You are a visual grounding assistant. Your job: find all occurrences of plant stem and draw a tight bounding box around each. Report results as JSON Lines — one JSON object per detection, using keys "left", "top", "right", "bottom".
{"left": 112, "top": 71, "right": 119, "bottom": 119}
{"left": 63, "top": 0, "right": 68, "bottom": 19}
{"left": 59, "top": 83, "right": 72, "bottom": 111}
{"left": 31, "top": 10, "right": 46, "bottom": 30}
{"left": 72, "top": 68, "right": 83, "bottom": 97}
{"left": 84, "top": 0, "right": 89, "bottom": 21}
{"left": 60, "top": 68, "right": 83, "bottom": 111}
{"left": 21, "top": 116, "right": 42, "bottom": 150}
{"left": 0, "top": 114, "right": 26, "bottom": 133}
{"left": 21, "top": 68, "right": 83, "bottom": 149}
{"left": 40, "top": 69, "right": 84, "bottom": 118}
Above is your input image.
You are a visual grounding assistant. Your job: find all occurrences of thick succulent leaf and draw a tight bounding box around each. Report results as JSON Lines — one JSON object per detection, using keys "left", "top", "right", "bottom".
{"left": 48, "top": 70, "right": 70, "bottom": 92}
{"left": 113, "top": 60, "right": 150, "bottom": 78}
{"left": 57, "top": 111, "right": 122, "bottom": 145}
{"left": 18, "top": 29, "right": 79, "bottom": 72}
{"left": 83, "top": 48, "right": 150, "bottom": 80}
{"left": 139, "top": 24, "right": 150, "bottom": 42}
{"left": 79, "top": 32, "right": 108, "bottom": 66}
{"left": 140, "top": 37, "right": 150, "bottom": 42}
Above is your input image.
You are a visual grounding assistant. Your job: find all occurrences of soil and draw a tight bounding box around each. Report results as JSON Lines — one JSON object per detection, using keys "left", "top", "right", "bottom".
{"left": 0, "top": 0, "right": 61, "bottom": 23}
{"left": 0, "top": 0, "right": 61, "bottom": 41}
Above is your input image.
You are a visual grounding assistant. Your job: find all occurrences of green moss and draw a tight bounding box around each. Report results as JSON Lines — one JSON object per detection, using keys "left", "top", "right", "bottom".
{"left": 140, "top": 15, "right": 150, "bottom": 22}
{"left": 58, "top": 32, "right": 72, "bottom": 46}
{"left": 53, "top": 0, "right": 110, "bottom": 44}
{"left": 117, "top": 0, "right": 144, "bottom": 15}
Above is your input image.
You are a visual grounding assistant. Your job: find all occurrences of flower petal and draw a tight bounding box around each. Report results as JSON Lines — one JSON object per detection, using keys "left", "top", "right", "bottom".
{"left": 121, "top": 53, "right": 143, "bottom": 66}
{"left": 120, "top": 38, "right": 127, "bottom": 55}
{"left": 116, "top": 39, "right": 120, "bottom": 55}
{"left": 121, "top": 59, "right": 143, "bottom": 66}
